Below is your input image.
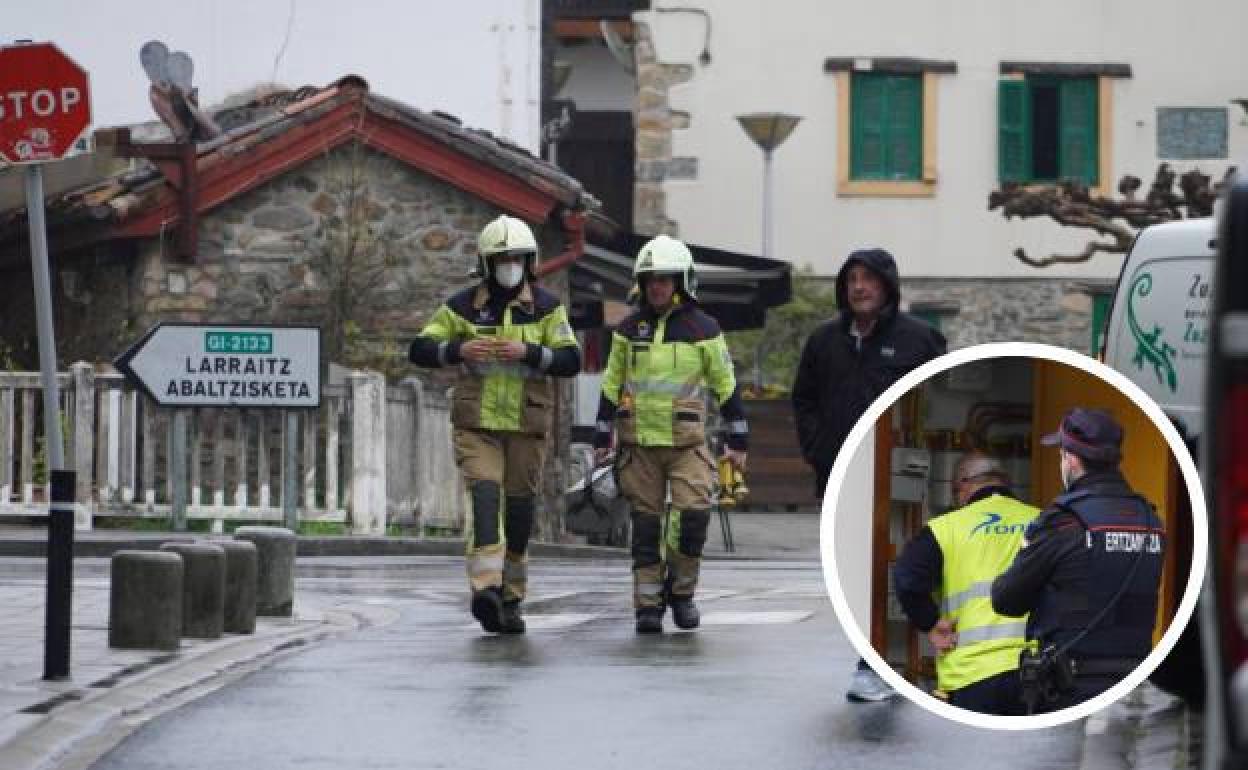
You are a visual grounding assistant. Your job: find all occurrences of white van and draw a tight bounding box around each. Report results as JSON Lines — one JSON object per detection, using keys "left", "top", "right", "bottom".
{"left": 1101, "top": 217, "right": 1215, "bottom": 711}
{"left": 1103, "top": 217, "right": 1216, "bottom": 440}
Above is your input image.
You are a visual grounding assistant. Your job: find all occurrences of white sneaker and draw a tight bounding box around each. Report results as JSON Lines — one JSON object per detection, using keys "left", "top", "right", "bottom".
{"left": 847, "top": 668, "right": 898, "bottom": 702}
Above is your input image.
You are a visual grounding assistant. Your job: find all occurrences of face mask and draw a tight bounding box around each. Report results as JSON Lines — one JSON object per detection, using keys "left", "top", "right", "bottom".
{"left": 494, "top": 262, "right": 524, "bottom": 289}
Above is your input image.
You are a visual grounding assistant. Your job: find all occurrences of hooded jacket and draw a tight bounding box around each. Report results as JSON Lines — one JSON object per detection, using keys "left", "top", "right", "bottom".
{"left": 791, "top": 249, "right": 946, "bottom": 485}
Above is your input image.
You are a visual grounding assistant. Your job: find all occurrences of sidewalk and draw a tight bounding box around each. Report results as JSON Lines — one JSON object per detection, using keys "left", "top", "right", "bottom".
{"left": 0, "top": 558, "right": 394, "bottom": 770}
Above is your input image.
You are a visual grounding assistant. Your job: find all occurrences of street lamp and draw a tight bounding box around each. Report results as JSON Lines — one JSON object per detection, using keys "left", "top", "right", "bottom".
{"left": 735, "top": 112, "right": 802, "bottom": 259}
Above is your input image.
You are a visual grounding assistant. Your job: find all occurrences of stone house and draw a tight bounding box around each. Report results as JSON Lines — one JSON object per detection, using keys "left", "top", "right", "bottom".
{"left": 0, "top": 75, "right": 599, "bottom": 537}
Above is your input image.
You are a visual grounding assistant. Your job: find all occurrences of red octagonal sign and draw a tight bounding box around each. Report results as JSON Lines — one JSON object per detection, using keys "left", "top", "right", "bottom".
{"left": 0, "top": 42, "right": 92, "bottom": 164}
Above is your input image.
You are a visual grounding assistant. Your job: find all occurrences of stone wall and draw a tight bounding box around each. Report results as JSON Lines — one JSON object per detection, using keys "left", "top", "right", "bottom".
{"left": 903, "top": 277, "right": 1115, "bottom": 354}
{"left": 632, "top": 21, "right": 693, "bottom": 236}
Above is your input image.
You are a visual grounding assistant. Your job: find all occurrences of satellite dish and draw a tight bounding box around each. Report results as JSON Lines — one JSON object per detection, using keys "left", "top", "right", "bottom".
{"left": 166, "top": 51, "right": 193, "bottom": 92}
{"left": 140, "top": 40, "right": 170, "bottom": 85}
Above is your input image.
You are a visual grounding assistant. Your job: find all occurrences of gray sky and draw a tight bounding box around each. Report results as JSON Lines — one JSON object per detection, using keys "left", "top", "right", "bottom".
{"left": 6, "top": 0, "right": 540, "bottom": 148}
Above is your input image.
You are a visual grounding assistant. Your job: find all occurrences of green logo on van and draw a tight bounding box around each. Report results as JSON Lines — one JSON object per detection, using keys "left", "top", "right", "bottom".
{"left": 1127, "top": 273, "right": 1178, "bottom": 393}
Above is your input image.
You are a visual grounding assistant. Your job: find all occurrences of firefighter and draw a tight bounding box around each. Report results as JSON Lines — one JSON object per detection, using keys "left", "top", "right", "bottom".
{"left": 593, "top": 235, "right": 748, "bottom": 633}
{"left": 409, "top": 214, "right": 581, "bottom": 634}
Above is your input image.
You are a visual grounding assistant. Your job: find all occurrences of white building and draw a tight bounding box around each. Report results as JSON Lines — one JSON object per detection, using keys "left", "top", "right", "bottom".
{"left": 554, "top": 0, "right": 1247, "bottom": 352}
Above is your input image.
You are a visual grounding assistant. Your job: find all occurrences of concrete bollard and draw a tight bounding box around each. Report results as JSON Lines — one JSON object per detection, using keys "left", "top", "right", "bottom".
{"left": 109, "top": 550, "right": 183, "bottom": 651}
{"left": 219, "top": 540, "right": 258, "bottom": 634}
{"left": 233, "top": 526, "right": 296, "bottom": 617}
{"left": 160, "top": 542, "right": 226, "bottom": 639}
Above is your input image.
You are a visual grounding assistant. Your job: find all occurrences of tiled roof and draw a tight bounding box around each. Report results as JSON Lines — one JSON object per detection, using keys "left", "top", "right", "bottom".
{"left": 0, "top": 75, "right": 596, "bottom": 247}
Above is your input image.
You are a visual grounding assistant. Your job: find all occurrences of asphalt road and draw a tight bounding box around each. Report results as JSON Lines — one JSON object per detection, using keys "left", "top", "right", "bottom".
{"left": 89, "top": 557, "right": 1085, "bottom": 770}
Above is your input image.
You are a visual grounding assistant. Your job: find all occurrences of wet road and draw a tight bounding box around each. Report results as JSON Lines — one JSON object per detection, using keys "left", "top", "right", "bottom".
{"left": 91, "top": 557, "right": 1085, "bottom": 770}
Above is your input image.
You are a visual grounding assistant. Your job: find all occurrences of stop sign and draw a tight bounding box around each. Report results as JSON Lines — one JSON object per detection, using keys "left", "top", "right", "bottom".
{"left": 0, "top": 42, "right": 91, "bottom": 164}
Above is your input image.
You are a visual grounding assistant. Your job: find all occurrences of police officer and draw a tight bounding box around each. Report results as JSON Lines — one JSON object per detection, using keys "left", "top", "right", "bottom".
{"left": 592, "top": 235, "right": 747, "bottom": 633}
{"left": 894, "top": 452, "right": 1040, "bottom": 714}
{"left": 991, "top": 408, "right": 1166, "bottom": 712}
{"left": 409, "top": 214, "right": 581, "bottom": 634}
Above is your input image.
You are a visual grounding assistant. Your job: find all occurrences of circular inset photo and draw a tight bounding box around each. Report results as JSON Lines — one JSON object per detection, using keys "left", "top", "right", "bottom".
{"left": 820, "top": 342, "right": 1205, "bottom": 730}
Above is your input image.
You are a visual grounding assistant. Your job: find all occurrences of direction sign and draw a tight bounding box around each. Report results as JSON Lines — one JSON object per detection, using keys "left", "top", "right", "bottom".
{"left": 115, "top": 323, "right": 321, "bottom": 408}
{"left": 0, "top": 42, "right": 92, "bottom": 164}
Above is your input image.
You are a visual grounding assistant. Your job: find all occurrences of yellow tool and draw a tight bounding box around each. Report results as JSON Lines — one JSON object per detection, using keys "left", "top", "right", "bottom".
{"left": 717, "top": 458, "right": 749, "bottom": 508}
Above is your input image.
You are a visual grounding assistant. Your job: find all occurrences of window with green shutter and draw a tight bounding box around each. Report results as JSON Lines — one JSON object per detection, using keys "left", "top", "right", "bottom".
{"left": 851, "top": 73, "right": 922, "bottom": 181}
{"left": 997, "top": 76, "right": 1099, "bottom": 186}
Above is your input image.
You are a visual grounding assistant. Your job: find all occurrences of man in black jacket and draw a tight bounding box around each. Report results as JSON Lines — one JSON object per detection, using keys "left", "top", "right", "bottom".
{"left": 991, "top": 408, "right": 1165, "bottom": 713}
{"left": 791, "top": 247, "right": 946, "bottom": 701}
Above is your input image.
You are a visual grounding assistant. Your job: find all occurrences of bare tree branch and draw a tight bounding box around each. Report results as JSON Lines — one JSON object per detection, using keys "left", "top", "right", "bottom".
{"left": 989, "top": 163, "right": 1235, "bottom": 268}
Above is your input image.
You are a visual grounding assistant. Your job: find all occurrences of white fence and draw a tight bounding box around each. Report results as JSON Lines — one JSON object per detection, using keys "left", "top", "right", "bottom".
{"left": 0, "top": 364, "right": 468, "bottom": 533}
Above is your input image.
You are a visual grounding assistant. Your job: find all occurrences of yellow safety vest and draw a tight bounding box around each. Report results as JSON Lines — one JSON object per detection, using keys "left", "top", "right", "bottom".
{"left": 928, "top": 494, "right": 1039, "bottom": 692}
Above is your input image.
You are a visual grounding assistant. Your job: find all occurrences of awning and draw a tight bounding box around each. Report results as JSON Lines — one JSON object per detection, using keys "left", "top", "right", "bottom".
{"left": 569, "top": 232, "right": 793, "bottom": 331}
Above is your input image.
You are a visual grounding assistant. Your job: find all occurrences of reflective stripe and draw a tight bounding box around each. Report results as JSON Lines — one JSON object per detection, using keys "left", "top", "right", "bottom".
{"left": 538, "top": 346, "right": 552, "bottom": 372}
{"left": 727, "top": 419, "right": 748, "bottom": 435}
{"left": 636, "top": 581, "right": 664, "bottom": 596}
{"left": 941, "top": 580, "right": 995, "bottom": 615}
{"left": 469, "top": 554, "right": 505, "bottom": 575}
{"left": 437, "top": 342, "right": 450, "bottom": 366}
{"left": 628, "top": 380, "right": 707, "bottom": 399}
{"left": 469, "top": 362, "right": 543, "bottom": 380}
{"left": 955, "top": 622, "right": 1028, "bottom": 645}
{"left": 596, "top": 420, "right": 612, "bottom": 433}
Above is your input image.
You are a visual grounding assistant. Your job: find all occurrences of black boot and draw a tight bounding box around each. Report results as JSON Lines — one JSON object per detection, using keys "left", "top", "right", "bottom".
{"left": 670, "top": 596, "right": 700, "bottom": 630}
{"left": 471, "top": 586, "right": 504, "bottom": 633}
{"left": 500, "top": 600, "right": 526, "bottom": 634}
{"left": 635, "top": 607, "right": 664, "bottom": 634}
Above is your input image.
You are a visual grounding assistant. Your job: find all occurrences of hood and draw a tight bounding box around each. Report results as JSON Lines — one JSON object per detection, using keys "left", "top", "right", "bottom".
{"left": 835, "top": 248, "right": 901, "bottom": 314}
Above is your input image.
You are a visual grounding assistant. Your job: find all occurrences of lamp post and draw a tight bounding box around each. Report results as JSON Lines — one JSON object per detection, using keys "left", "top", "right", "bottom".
{"left": 736, "top": 113, "right": 801, "bottom": 392}
{"left": 735, "top": 112, "right": 801, "bottom": 259}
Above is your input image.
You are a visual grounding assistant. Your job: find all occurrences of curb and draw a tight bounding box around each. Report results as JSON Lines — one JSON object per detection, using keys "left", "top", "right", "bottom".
{"left": 0, "top": 534, "right": 810, "bottom": 561}
{"left": 0, "top": 601, "right": 395, "bottom": 770}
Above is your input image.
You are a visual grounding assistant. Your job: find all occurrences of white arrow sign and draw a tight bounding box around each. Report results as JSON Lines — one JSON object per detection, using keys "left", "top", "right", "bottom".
{"left": 115, "top": 323, "right": 321, "bottom": 408}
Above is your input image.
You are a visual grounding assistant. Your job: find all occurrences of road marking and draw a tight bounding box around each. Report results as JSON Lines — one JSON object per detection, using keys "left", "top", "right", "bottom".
{"left": 699, "top": 611, "right": 813, "bottom": 625}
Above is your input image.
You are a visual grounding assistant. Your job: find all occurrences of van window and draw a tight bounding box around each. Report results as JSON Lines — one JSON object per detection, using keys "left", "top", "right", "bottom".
{"left": 1104, "top": 256, "right": 1212, "bottom": 438}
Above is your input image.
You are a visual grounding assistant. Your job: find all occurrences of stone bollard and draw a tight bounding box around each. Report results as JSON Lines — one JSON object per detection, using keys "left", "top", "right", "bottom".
{"left": 160, "top": 542, "right": 226, "bottom": 639}
{"left": 109, "top": 550, "right": 183, "bottom": 651}
{"left": 233, "top": 526, "right": 296, "bottom": 617}
{"left": 219, "top": 540, "right": 258, "bottom": 634}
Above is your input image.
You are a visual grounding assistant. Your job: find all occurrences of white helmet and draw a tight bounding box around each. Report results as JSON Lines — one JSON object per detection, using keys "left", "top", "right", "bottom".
{"left": 477, "top": 215, "right": 539, "bottom": 277}
{"left": 634, "top": 234, "right": 697, "bottom": 299}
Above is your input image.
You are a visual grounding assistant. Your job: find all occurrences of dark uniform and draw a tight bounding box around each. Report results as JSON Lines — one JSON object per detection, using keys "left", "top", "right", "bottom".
{"left": 991, "top": 410, "right": 1165, "bottom": 712}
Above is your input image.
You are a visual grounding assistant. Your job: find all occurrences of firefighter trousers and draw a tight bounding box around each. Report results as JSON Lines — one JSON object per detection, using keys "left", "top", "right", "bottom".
{"left": 453, "top": 428, "right": 546, "bottom": 602}
{"left": 615, "top": 443, "right": 716, "bottom": 609}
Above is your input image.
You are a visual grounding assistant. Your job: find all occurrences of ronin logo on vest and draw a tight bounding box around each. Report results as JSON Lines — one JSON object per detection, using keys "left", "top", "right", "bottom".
{"left": 970, "top": 512, "right": 1027, "bottom": 537}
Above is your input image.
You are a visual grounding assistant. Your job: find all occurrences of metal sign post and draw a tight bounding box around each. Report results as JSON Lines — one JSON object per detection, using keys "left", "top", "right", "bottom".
{"left": 2, "top": 41, "right": 94, "bottom": 682}
{"left": 25, "top": 163, "right": 74, "bottom": 681}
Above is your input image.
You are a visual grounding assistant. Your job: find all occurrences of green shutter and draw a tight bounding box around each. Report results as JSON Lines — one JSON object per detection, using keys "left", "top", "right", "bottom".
{"left": 852, "top": 73, "right": 922, "bottom": 181}
{"left": 851, "top": 73, "right": 888, "bottom": 179}
{"left": 1059, "top": 77, "right": 1099, "bottom": 185}
{"left": 998, "top": 79, "right": 1032, "bottom": 183}
{"left": 886, "top": 75, "right": 922, "bottom": 180}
